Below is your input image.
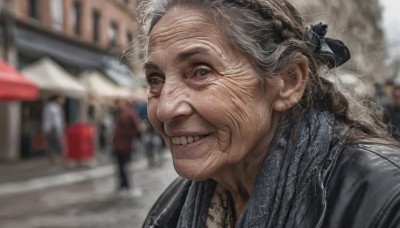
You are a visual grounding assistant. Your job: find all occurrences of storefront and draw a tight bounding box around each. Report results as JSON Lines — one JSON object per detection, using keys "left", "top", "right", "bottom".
{"left": 1, "top": 19, "right": 146, "bottom": 160}
{"left": 0, "top": 59, "right": 38, "bottom": 161}
{"left": 20, "top": 57, "right": 87, "bottom": 158}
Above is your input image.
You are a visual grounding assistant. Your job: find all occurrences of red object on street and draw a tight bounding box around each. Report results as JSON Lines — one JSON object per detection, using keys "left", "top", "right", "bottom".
{"left": 67, "top": 123, "right": 94, "bottom": 161}
{"left": 0, "top": 59, "right": 38, "bottom": 100}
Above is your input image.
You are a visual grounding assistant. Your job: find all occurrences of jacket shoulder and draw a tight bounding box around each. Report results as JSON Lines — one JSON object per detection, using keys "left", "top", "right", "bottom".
{"left": 324, "top": 142, "right": 400, "bottom": 227}
{"left": 142, "top": 177, "right": 192, "bottom": 228}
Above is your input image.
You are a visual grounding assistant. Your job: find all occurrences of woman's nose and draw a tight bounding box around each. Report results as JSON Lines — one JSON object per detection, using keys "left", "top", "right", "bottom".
{"left": 156, "top": 82, "right": 193, "bottom": 123}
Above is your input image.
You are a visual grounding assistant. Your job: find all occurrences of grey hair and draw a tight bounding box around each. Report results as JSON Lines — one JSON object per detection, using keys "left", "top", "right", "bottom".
{"left": 137, "top": 0, "right": 395, "bottom": 143}
{"left": 138, "top": 0, "right": 315, "bottom": 79}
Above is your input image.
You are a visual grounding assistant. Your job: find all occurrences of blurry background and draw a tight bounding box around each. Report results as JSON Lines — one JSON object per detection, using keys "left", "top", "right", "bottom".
{"left": 380, "top": 0, "right": 400, "bottom": 60}
{"left": 0, "top": 0, "right": 147, "bottom": 162}
{"left": 1, "top": 0, "right": 400, "bottom": 164}
{"left": 0, "top": 0, "right": 399, "bottom": 227}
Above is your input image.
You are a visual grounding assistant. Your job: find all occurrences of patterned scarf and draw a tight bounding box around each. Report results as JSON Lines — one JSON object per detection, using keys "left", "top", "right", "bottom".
{"left": 170, "top": 107, "right": 347, "bottom": 227}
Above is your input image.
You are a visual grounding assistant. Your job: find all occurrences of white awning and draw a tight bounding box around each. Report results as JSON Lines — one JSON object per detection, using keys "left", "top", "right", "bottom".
{"left": 22, "top": 57, "right": 86, "bottom": 98}
{"left": 102, "top": 57, "right": 145, "bottom": 89}
{"left": 79, "top": 70, "right": 132, "bottom": 99}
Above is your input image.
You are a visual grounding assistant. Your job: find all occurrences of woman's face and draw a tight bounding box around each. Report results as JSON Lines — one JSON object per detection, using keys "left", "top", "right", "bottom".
{"left": 146, "top": 6, "right": 282, "bottom": 180}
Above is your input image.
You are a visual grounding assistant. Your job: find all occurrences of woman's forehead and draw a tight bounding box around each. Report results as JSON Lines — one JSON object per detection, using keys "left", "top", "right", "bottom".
{"left": 149, "top": 7, "right": 221, "bottom": 45}
{"left": 147, "top": 7, "right": 236, "bottom": 63}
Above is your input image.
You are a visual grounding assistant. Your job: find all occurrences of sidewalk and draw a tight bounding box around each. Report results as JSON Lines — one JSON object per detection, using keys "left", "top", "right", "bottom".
{"left": 0, "top": 149, "right": 154, "bottom": 197}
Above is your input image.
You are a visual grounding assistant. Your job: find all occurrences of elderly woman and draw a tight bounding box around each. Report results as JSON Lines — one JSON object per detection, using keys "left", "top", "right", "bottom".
{"left": 138, "top": 0, "right": 400, "bottom": 227}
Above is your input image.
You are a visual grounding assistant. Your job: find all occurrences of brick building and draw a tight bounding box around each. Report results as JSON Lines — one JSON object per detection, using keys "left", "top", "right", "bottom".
{"left": 0, "top": 0, "right": 145, "bottom": 161}
{"left": 1, "top": 0, "right": 142, "bottom": 73}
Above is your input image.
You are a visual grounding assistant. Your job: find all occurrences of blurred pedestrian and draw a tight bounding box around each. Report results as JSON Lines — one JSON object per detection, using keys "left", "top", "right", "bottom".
{"left": 112, "top": 99, "right": 142, "bottom": 197}
{"left": 384, "top": 85, "right": 400, "bottom": 140}
{"left": 144, "top": 121, "right": 164, "bottom": 168}
{"left": 42, "top": 95, "right": 65, "bottom": 168}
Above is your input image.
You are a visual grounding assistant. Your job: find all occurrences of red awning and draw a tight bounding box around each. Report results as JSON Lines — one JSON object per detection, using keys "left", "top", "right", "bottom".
{"left": 0, "top": 59, "right": 38, "bottom": 101}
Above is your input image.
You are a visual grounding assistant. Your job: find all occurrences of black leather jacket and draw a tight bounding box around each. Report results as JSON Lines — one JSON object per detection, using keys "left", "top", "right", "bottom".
{"left": 143, "top": 142, "right": 400, "bottom": 227}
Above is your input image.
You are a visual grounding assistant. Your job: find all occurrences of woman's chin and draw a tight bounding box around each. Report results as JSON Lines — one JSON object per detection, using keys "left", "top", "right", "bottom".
{"left": 173, "top": 161, "right": 213, "bottom": 181}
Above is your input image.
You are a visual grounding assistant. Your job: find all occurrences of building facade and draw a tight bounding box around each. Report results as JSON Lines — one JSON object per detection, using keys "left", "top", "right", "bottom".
{"left": 2, "top": 0, "right": 142, "bottom": 72}
{"left": 12, "top": 0, "right": 138, "bottom": 51}
{"left": 0, "top": 0, "right": 144, "bottom": 161}
{"left": 290, "top": 0, "right": 387, "bottom": 85}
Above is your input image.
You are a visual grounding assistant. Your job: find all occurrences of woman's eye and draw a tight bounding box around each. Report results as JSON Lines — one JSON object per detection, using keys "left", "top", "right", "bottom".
{"left": 193, "top": 67, "right": 211, "bottom": 78}
{"left": 147, "top": 75, "right": 164, "bottom": 86}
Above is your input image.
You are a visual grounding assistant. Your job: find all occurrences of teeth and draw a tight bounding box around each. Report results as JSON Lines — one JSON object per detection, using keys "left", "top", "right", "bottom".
{"left": 180, "top": 136, "right": 187, "bottom": 145}
{"left": 172, "top": 136, "right": 203, "bottom": 145}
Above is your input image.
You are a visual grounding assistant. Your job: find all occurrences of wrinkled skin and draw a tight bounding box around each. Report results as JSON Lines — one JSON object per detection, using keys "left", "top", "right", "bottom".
{"left": 145, "top": 6, "right": 284, "bottom": 201}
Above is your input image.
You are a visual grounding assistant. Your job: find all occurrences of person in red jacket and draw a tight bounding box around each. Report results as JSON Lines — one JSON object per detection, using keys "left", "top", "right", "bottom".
{"left": 112, "top": 99, "right": 142, "bottom": 195}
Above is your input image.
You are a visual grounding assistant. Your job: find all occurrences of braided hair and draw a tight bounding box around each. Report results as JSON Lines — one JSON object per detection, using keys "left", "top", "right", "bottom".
{"left": 138, "top": 0, "right": 393, "bottom": 142}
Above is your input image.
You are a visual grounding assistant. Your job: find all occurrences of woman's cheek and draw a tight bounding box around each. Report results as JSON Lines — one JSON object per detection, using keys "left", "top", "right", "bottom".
{"left": 147, "top": 101, "right": 162, "bottom": 132}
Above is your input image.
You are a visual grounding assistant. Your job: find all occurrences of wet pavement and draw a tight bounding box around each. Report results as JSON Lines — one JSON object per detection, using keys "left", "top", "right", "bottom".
{"left": 0, "top": 155, "right": 178, "bottom": 228}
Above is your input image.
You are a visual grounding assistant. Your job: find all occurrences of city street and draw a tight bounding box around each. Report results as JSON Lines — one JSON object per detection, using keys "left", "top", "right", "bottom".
{"left": 0, "top": 156, "right": 178, "bottom": 228}
{"left": 2, "top": 0, "right": 400, "bottom": 227}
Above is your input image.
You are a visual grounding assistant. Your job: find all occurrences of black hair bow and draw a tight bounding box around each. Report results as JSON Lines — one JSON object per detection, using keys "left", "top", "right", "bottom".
{"left": 305, "top": 22, "right": 351, "bottom": 69}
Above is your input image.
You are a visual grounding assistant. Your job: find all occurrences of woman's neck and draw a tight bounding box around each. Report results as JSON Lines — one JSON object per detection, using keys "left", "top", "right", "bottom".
{"left": 212, "top": 112, "right": 281, "bottom": 219}
{"left": 212, "top": 147, "right": 268, "bottom": 219}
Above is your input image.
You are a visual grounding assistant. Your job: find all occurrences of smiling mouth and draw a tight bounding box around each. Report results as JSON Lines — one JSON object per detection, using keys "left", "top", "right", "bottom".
{"left": 172, "top": 135, "right": 206, "bottom": 145}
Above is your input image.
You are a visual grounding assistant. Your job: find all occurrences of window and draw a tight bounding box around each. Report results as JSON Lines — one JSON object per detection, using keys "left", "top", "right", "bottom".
{"left": 108, "top": 22, "right": 118, "bottom": 46}
{"left": 71, "top": 1, "right": 81, "bottom": 36}
{"left": 51, "top": 0, "right": 64, "bottom": 30}
{"left": 28, "top": 0, "right": 40, "bottom": 20}
{"left": 92, "top": 10, "right": 101, "bottom": 42}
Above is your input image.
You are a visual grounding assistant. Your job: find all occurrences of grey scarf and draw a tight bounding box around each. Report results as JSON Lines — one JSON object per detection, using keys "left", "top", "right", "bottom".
{"left": 172, "top": 107, "right": 347, "bottom": 227}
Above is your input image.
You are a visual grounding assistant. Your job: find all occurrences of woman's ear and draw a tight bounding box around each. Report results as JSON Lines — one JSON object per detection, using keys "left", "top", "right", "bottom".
{"left": 273, "top": 54, "right": 309, "bottom": 112}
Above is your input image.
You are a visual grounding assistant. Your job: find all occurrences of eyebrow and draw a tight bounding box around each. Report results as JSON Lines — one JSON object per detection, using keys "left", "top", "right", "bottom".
{"left": 175, "top": 47, "right": 210, "bottom": 63}
{"left": 144, "top": 62, "right": 160, "bottom": 71}
{"left": 144, "top": 47, "right": 211, "bottom": 71}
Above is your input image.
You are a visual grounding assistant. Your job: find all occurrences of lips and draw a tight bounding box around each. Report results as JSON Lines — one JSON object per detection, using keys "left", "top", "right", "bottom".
{"left": 172, "top": 135, "right": 204, "bottom": 145}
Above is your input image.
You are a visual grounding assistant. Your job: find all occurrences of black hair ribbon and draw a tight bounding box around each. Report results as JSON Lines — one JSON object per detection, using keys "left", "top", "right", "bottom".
{"left": 305, "top": 22, "right": 351, "bottom": 69}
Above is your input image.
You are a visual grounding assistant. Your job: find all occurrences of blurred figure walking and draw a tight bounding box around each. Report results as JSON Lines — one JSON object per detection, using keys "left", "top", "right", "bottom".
{"left": 42, "top": 95, "right": 65, "bottom": 168}
{"left": 144, "top": 122, "right": 164, "bottom": 168}
{"left": 112, "top": 99, "right": 142, "bottom": 197}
